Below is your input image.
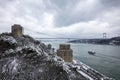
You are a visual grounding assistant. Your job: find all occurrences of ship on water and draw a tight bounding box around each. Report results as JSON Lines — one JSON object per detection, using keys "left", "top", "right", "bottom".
{"left": 88, "top": 51, "right": 96, "bottom": 55}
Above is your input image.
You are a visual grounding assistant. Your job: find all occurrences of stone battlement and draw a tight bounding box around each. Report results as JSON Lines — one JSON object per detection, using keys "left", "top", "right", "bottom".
{"left": 57, "top": 44, "right": 73, "bottom": 62}
{"left": 11, "top": 24, "right": 23, "bottom": 37}
{"left": 59, "top": 44, "right": 70, "bottom": 50}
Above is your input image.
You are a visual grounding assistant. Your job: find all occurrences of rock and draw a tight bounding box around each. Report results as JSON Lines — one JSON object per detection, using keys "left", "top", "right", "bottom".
{"left": 0, "top": 35, "right": 17, "bottom": 51}
{"left": 0, "top": 33, "right": 75, "bottom": 80}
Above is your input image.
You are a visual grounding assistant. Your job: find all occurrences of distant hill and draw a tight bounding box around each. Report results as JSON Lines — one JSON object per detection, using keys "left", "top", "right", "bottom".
{"left": 68, "top": 36, "right": 120, "bottom": 45}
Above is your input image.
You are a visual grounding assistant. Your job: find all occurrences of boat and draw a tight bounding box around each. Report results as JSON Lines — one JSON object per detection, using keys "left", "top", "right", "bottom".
{"left": 88, "top": 51, "right": 96, "bottom": 55}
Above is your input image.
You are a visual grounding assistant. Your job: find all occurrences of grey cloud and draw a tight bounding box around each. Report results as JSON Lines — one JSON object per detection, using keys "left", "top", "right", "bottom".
{"left": 54, "top": 11, "right": 97, "bottom": 27}
{"left": 100, "top": 0, "right": 120, "bottom": 7}
{"left": 36, "top": 32, "right": 48, "bottom": 35}
{"left": 0, "top": 0, "right": 12, "bottom": 6}
{"left": 0, "top": 0, "right": 120, "bottom": 38}
{"left": 25, "top": 27, "right": 49, "bottom": 35}
{"left": 44, "top": 0, "right": 102, "bottom": 27}
{"left": 49, "top": 0, "right": 80, "bottom": 9}
{"left": 43, "top": 0, "right": 120, "bottom": 27}
{"left": 26, "top": 30, "right": 49, "bottom": 36}
{"left": 42, "top": 0, "right": 85, "bottom": 27}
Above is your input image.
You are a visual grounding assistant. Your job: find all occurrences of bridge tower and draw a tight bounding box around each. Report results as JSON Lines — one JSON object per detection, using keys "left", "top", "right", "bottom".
{"left": 103, "top": 33, "right": 107, "bottom": 39}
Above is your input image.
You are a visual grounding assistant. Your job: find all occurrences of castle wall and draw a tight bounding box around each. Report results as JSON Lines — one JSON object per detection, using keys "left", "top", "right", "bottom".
{"left": 57, "top": 44, "right": 73, "bottom": 62}
{"left": 11, "top": 24, "right": 23, "bottom": 37}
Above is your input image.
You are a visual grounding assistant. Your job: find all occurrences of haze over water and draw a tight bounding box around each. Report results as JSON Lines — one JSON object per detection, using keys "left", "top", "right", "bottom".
{"left": 40, "top": 39, "right": 120, "bottom": 80}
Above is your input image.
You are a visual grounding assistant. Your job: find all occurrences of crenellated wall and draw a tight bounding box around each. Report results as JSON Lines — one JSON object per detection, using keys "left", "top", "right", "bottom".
{"left": 57, "top": 44, "right": 73, "bottom": 62}
{"left": 11, "top": 24, "right": 23, "bottom": 37}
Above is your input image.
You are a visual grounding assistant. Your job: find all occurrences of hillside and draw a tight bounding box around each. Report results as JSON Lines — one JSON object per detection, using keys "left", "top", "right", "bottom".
{"left": 68, "top": 37, "right": 120, "bottom": 45}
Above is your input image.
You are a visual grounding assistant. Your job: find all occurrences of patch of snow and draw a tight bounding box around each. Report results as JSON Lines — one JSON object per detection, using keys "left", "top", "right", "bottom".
{"left": 63, "top": 62, "right": 71, "bottom": 73}
{"left": 5, "top": 49, "right": 14, "bottom": 53}
{"left": 55, "top": 56, "right": 64, "bottom": 62}
{"left": 70, "top": 64, "right": 81, "bottom": 70}
{"left": 39, "top": 69, "right": 43, "bottom": 72}
{"left": 0, "top": 36, "right": 17, "bottom": 44}
{"left": 10, "top": 58, "right": 19, "bottom": 73}
{"left": 15, "top": 47, "right": 23, "bottom": 52}
{"left": 43, "top": 52, "right": 48, "bottom": 56}
{"left": 82, "top": 65, "right": 88, "bottom": 70}
{"left": 53, "top": 57, "right": 58, "bottom": 62}
{"left": 73, "top": 59, "right": 77, "bottom": 64}
{"left": 2, "top": 58, "right": 19, "bottom": 74}
{"left": 2, "top": 64, "right": 7, "bottom": 73}
{"left": 77, "top": 70, "right": 94, "bottom": 80}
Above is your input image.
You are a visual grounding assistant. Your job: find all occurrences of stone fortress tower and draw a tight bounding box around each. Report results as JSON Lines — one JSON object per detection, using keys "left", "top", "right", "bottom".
{"left": 11, "top": 24, "right": 23, "bottom": 37}
{"left": 57, "top": 44, "right": 73, "bottom": 62}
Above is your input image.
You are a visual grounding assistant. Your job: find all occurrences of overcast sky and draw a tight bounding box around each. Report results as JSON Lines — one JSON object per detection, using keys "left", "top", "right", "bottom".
{"left": 0, "top": 0, "right": 120, "bottom": 38}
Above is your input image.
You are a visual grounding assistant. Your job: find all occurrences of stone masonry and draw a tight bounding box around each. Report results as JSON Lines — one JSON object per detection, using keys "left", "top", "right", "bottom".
{"left": 57, "top": 44, "right": 73, "bottom": 62}
{"left": 11, "top": 24, "right": 23, "bottom": 37}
